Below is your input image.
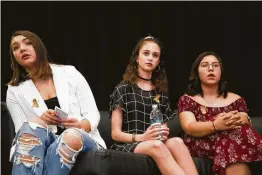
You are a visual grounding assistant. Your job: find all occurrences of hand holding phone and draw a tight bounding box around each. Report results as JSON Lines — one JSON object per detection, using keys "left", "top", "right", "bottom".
{"left": 55, "top": 106, "right": 68, "bottom": 128}
{"left": 55, "top": 106, "right": 68, "bottom": 118}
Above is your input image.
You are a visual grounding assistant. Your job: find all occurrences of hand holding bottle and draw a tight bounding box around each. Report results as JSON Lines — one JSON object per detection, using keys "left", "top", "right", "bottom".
{"left": 150, "top": 104, "right": 165, "bottom": 140}
{"left": 141, "top": 123, "right": 169, "bottom": 141}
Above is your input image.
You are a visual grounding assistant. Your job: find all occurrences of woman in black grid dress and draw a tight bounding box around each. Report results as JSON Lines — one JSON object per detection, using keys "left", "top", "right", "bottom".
{"left": 109, "top": 36, "right": 198, "bottom": 175}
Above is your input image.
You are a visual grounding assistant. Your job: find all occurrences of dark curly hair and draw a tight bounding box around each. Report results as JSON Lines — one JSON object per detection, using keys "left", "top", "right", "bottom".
{"left": 122, "top": 36, "right": 168, "bottom": 92}
{"left": 185, "top": 51, "right": 228, "bottom": 98}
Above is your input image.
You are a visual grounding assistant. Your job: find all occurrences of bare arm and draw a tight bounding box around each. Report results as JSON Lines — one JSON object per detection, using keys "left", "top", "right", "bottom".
{"left": 179, "top": 111, "right": 216, "bottom": 137}
{"left": 179, "top": 111, "right": 242, "bottom": 137}
{"left": 111, "top": 108, "right": 140, "bottom": 142}
{"left": 111, "top": 108, "right": 168, "bottom": 142}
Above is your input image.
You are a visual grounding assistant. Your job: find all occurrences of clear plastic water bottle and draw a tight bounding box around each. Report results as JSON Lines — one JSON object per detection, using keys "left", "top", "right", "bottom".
{"left": 150, "top": 104, "right": 164, "bottom": 140}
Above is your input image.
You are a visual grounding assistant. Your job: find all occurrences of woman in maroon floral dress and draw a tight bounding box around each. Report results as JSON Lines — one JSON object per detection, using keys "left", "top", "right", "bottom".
{"left": 178, "top": 51, "right": 262, "bottom": 175}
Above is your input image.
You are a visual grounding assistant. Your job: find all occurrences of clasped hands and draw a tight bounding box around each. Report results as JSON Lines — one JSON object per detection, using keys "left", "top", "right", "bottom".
{"left": 213, "top": 110, "right": 249, "bottom": 131}
{"left": 39, "top": 109, "right": 80, "bottom": 129}
{"left": 141, "top": 123, "right": 170, "bottom": 141}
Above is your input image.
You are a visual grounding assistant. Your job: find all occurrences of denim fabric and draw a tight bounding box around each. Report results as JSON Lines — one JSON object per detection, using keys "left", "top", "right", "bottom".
{"left": 11, "top": 122, "right": 102, "bottom": 175}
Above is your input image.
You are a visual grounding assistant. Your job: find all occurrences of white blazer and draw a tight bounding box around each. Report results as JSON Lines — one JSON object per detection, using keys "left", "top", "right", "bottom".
{"left": 6, "top": 64, "right": 106, "bottom": 149}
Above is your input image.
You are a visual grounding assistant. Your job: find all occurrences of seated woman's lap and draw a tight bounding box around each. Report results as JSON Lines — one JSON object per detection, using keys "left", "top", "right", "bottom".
{"left": 43, "top": 128, "right": 101, "bottom": 172}
{"left": 214, "top": 125, "right": 262, "bottom": 160}
{"left": 183, "top": 125, "right": 262, "bottom": 174}
{"left": 12, "top": 121, "right": 102, "bottom": 172}
{"left": 134, "top": 139, "right": 181, "bottom": 157}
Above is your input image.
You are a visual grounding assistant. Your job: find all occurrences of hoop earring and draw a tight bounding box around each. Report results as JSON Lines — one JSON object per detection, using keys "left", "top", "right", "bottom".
{"left": 154, "top": 65, "right": 160, "bottom": 72}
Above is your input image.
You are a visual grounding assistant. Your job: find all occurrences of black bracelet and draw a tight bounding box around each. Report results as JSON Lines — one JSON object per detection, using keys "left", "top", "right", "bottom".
{"left": 132, "top": 133, "right": 136, "bottom": 142}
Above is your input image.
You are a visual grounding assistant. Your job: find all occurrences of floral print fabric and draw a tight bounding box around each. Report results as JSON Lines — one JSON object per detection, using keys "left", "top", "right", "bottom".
{"left": 178, "top": 95, "right": 262, "bottom": 175}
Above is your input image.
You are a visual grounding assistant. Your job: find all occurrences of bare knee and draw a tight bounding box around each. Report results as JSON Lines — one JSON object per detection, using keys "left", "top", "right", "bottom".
{"left": 165, "top": 137, "right": 185, "bottom": 149}
{"left": 57, "top": 129, "right": 83, "bottom": 165}
{"left": 225, "top": 163, "right": 251, "bottom": 175}
{"left": 141, "top": 140, "right": 169, "bottom": 157}
{"left": 150, "top": 140, "right": 166, "bottom": 150}
{"left": 61, "top": 129, "right": 83, "bottom": 151}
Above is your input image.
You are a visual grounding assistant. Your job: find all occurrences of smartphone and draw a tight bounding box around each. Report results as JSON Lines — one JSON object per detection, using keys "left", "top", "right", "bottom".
{"left": 55, "top": 106, "right": 68, "bottom": 118}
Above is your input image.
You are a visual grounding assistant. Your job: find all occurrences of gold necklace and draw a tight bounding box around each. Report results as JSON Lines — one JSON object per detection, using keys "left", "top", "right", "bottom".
{"left": 203, "top": 96, "right": 219, "bottom": 107}
{"left": 199, "top": 95, "right": 219, "bottom": 114}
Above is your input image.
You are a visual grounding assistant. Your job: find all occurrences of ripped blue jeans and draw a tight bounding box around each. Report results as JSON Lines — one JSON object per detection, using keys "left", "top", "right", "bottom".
{"left": 11, "top": 121, "right": 103, "bottom": 175}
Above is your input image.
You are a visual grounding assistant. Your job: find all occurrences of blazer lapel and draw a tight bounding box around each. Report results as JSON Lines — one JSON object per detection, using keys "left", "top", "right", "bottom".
{"left": 17, "top": 80, "right": 48, "bottom": 116}
{"left": 51, "top": 65, "right": 69, "bottom": 114}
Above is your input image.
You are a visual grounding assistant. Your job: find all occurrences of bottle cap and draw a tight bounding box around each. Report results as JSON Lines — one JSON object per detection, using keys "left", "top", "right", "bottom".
{"left": 152, "top": 104, "right": 158, "bottom": 109}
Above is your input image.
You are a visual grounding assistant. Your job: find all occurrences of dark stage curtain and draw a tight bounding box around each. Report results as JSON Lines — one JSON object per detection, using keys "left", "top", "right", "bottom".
{"left": 2, "top": 2, "right": 262, "bottom": 116}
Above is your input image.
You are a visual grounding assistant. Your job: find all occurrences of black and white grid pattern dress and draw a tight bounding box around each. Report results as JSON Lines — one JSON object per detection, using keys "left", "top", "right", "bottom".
{"left": 109, "top": 82, "right": 175, "bottom": 152}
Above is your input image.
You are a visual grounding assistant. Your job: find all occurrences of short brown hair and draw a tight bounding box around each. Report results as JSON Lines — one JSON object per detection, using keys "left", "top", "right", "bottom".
{"left": 122, "top": 36, "right": 168, "bottom": 92}
{"left": 8, "top": 30, "right": 52, "bottom": 86}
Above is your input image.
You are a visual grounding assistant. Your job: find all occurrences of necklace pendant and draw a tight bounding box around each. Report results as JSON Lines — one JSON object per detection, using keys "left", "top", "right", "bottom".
{"left": 200, "top": 105, "right": 207, "bottom": 114}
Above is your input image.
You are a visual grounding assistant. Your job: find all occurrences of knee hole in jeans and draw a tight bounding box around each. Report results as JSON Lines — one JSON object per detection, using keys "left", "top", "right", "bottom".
{"left": 57, "top": 129, "right": 83, "bottom": 165}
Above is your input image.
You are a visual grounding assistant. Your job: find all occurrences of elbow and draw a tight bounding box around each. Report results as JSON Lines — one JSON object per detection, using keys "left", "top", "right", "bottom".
{"left": 183, "top": 128, "right": 195, "bottom": 136}
{"left": 111, "top": 130, "right": 119, "bottom": 141}
{"left": 184, "top": 130, "right": 202, "bottom": 137}
{"left": 182, "top": 123, "right": 193, "bottom": 136}
{"left": 183, "top": 125, "right": 203, "bottom": 138}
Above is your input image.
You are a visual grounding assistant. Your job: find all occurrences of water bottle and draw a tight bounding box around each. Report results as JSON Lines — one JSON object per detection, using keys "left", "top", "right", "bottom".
{"left": 150, "top": 104, "right": 164, "bottom": 140}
